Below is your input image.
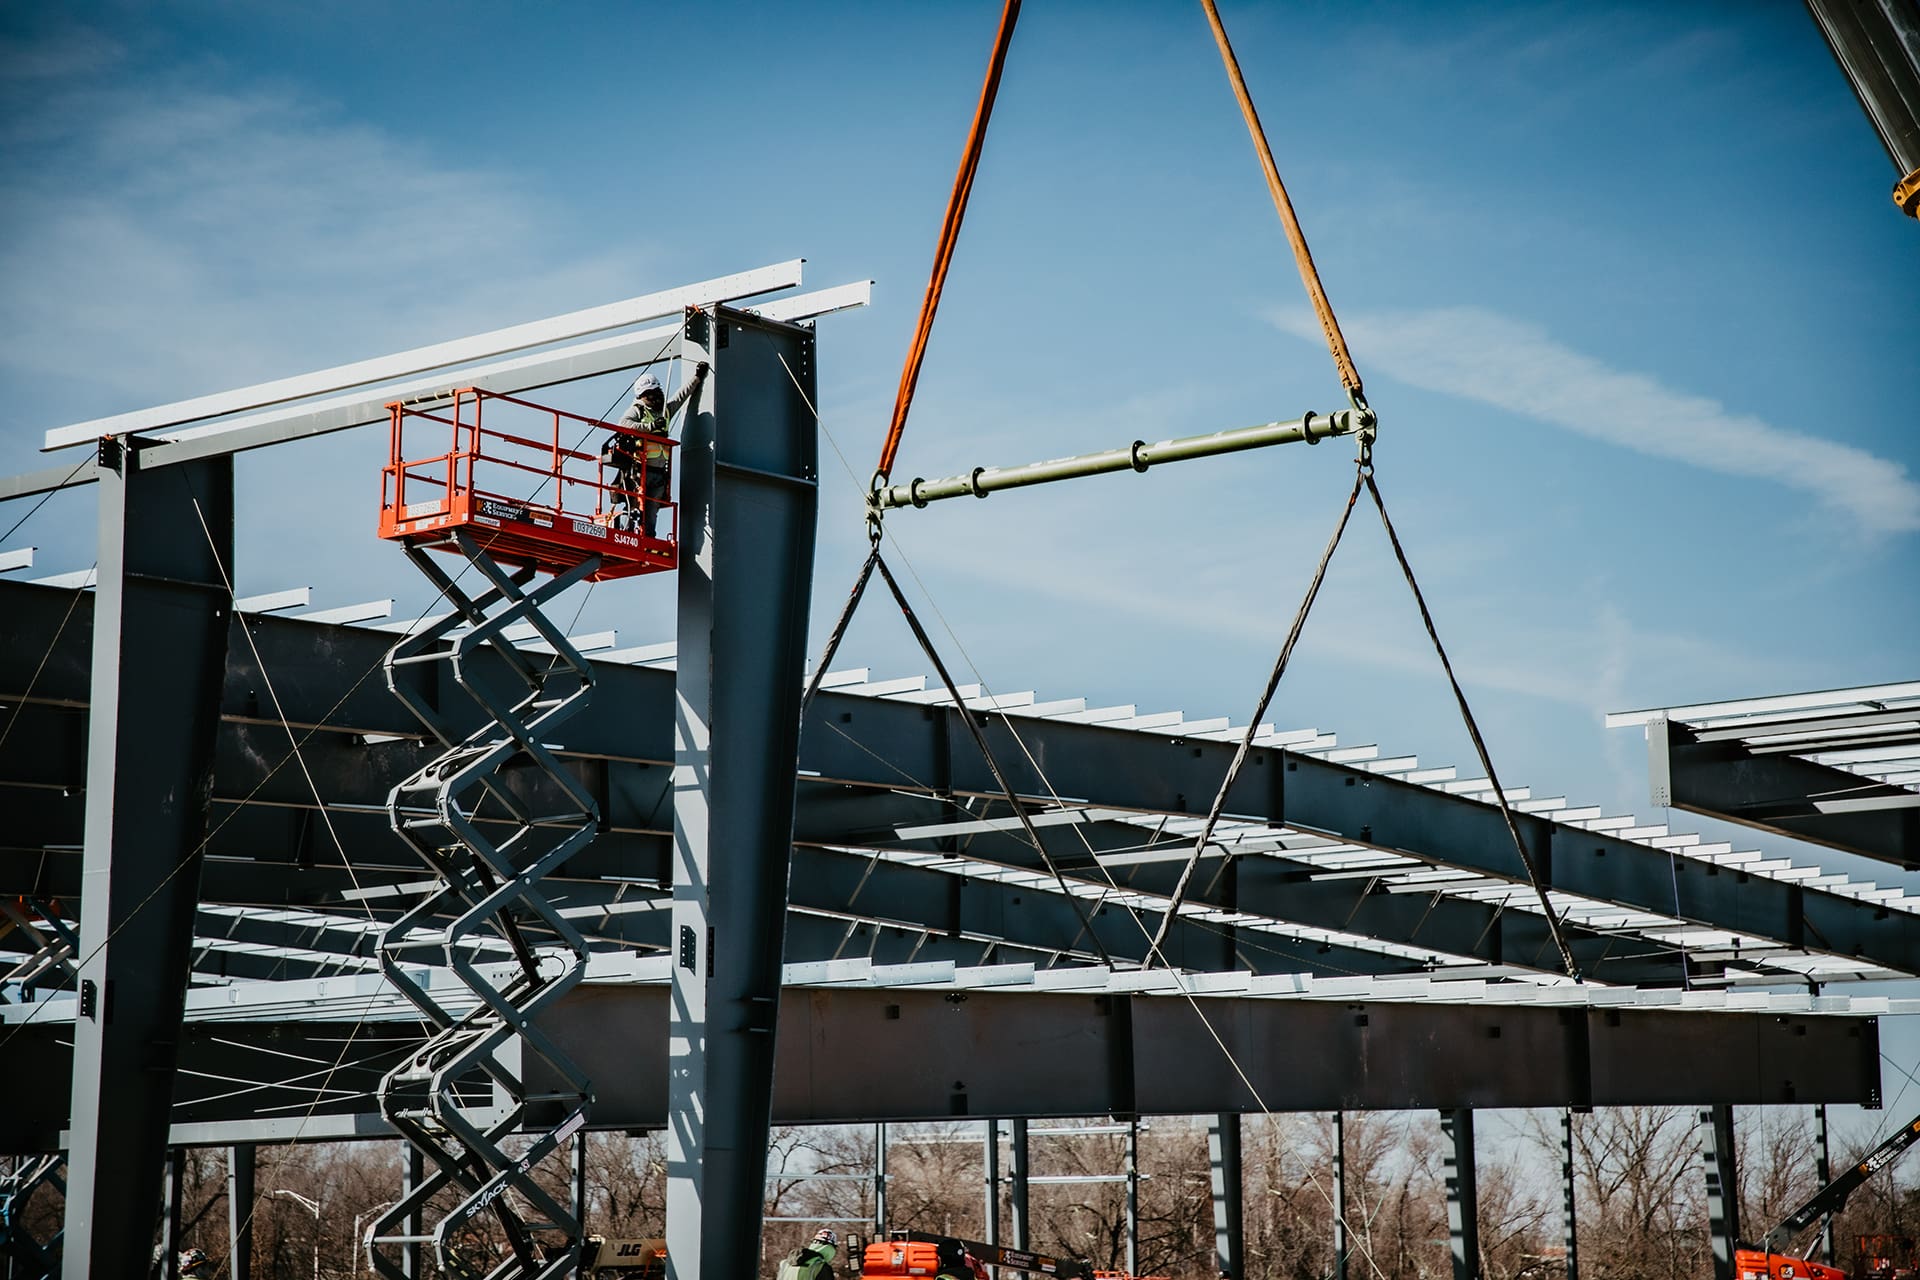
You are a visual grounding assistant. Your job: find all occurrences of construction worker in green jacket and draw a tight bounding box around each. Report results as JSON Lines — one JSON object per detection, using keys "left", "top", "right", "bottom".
{"left": 606, "top": 360, "right": 707, "bottom": 539}
{"left": 775, "top": 1228, "right": 839, "bottom": 1280}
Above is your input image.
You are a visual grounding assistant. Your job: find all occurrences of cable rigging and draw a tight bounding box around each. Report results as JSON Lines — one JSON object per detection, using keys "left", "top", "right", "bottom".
{"left": 837, "top": 0, "right": 1584, "bottom": 995}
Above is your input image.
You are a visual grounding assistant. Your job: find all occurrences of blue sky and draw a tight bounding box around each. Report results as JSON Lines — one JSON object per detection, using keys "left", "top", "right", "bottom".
{"left": 2, "top": 1, "right": 1917, "bottom": 1113}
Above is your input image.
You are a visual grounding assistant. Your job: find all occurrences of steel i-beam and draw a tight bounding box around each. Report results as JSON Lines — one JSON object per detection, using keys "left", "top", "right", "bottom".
{"left": 1333, "top": 1111, "right": 1350, "bottom": 1280}
{"left": 1814, "top": 1104, "right": 1834, "bottom": 1264}
{"left": 984, "top": 1121, "right": 1001, "bottom": 1245}
{"left": 1701, "top": 1105, "right": 1742, "bottom": 1280}
{"left": 1010, "top": 1119, "right": 1030, "bottom": 1251}
{"left": 1442, "top": 1109, "right": 1480, "bottom": 1280}
{"left": 1125, "top": 1119, "right": 1140, "bottom": 1276}
{"left": 662, "top": 306, "right": 819, "bottom": 1280}
{"left": 1561, "top": 1110, "right": 1580, "bottom": 1280}
{"left": 228, "top": 1145, "right": 255, "bottom": 1280}
{"left": 1209, "top": 1113, "right": 1243, "bottom": 1278}
{"left": 61, "top": 444, "right": 232, "bottom": 1280}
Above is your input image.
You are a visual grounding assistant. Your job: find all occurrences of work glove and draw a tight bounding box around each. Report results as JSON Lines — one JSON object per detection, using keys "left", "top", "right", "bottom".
{"left": 694, "top": 360, "right": 710, "bottom": 379}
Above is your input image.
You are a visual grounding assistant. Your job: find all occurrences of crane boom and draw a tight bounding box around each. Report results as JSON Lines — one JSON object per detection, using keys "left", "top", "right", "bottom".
{"left": 1759, "top": 1113, "right": 1920, "bottom": 1253}
{"left": 1802, "top": 0, "right": 1920, "bottom": 217}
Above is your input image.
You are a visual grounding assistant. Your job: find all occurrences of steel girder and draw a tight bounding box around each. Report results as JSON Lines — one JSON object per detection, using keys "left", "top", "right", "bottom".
{"left": 798, "top": 695, "right": 1920, "bottom": 976}
{"left": 58, "top": 447, "right": 233, "bottom": 1280}
{"left": 0, "top": 986, "right": 1882, "bottom": 1154}
{"left": 0, "top": 669, "right": 1762, "bottom": 987}
{"left": 4, "top": 580, "right": 1917, "bottom": 983}
{"left": 0, "top": 782, "right": 1686, "bottom": 986}
{"left": 659, "top": 307, "right": 819, "bottom": 1279}
{"left": 1648, "top": 717, "right": 1917, "bottom": 869}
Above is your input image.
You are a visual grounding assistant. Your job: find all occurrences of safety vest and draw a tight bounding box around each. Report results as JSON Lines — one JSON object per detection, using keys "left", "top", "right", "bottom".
{"left": 628, "top": 408, "right": 672, "bottom": 463}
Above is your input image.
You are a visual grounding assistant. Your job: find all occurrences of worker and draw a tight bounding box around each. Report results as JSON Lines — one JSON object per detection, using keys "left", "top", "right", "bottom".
{"left": 775, "top": 1227, "right": 839, "bottom": 1280}
{"left": 604, "top": 361, "right": 707, "bottom": 538}
{"left": 934, "top": 1238, "right": 979, "bottom": 1280}
{"left": 178, "top": 1246, "right": 216, "bottom": 1278}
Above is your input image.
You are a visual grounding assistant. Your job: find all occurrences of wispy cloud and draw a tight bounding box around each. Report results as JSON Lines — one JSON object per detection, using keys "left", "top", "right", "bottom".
{"left": 1270, "top": 306, "right": 1920, "bottom": 535}
{"left": 0, "top": 31, "right": 665, "bottom": 433}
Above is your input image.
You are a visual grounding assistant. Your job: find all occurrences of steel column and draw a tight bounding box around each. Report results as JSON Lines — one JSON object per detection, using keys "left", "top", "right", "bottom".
{"left": 984, "top": 1121, "right": 1000, "bottom": 1245}
{"left": 227, "top": 1146, "right": 254, "bottom": 1280}
{"left": 1700, "top": 1104, "right": 1741, "bottom": 1280}
{"left": 1010, "top": 1119, "right": 1030, "bottom": 1251}
{"left": 1561, "top": 1111, "right": 1579, "bottom": 1280}
{"left": 573, "top": 1136, "right": 589, "bottom": 1234}
{"left": 402, "top": 1148, "right": 423, "bottom": 1280}
{"left": 662, "top": 307, "right": 818, "bottom": 1280}
{"left": 1814, "top": 1104, "right": 1834, "bottom": 1264}
{"left": 159, "top": 1149, "right": 184, "bottom": 1275}
{"left": 1332, "top": 1111, "right": 1349, "bottom": 1280}
{"left": 61, "top": 445, "right": 232, "bottom": 1280}
{"left": 1209, "top": 1113, "right": 1242, "bottom": 1278}
{"left": 1442, "top": 1109, "right": 1479, "bottom": 1280}
{"left": 875, "top": 1123, "right": 888, "bottom": 1235}
{"left": 1125, "top": 1119, "right": 1139, "bottom": 1276}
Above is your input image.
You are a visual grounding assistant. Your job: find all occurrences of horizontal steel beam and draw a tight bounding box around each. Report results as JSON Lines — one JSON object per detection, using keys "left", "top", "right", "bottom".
{"left": 0, "top": 458, "right": 99, "bottom": 504}
{"left": 797, "top": 686, "right": 1920, "bottom": 977}
{"left": 4, "top": 580, "right": 1911, "bottom": 980}
{"left": 1651, "top": 718, "right": 1917, "bottom": 869}
{"left": 875, "top": 409, "right": 1366, "bottom": 510}
{"left": 3, "top": 282, "right": 870, "bottom": 498}
{"left": 41, "top": 261, "right": 806, "bottom": 451}
{"left": 0, "top": 985, "right": 1881, "bottom": 1151}
{"left": 0, "top": 709, "right": 1696, "bottom": 985}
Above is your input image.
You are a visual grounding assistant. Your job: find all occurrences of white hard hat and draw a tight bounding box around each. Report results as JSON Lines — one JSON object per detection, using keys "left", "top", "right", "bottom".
{"left": 632, "top": 373, "right": 662, "bottom": 399}
{"left": 813, "top": 1228, "right": 838, "bottom": 1246}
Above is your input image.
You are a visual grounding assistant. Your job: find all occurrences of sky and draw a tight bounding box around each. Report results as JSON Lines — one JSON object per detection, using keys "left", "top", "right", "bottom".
{"left": 1, "top": 1, "right": 1917, "bottom": 1131}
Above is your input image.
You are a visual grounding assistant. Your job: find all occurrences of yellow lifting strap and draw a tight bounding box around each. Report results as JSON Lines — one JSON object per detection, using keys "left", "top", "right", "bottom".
{"left": 1199, "top": 0, "right": 1368, "bottom": 407}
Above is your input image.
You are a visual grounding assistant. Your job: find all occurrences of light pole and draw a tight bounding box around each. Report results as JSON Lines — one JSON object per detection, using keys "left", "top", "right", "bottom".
{"left": 273, "top": 1189, "right": 321, "bottom": 1280}
{"left": 351, "top": 1200, "right": 397, "bottom": 1280}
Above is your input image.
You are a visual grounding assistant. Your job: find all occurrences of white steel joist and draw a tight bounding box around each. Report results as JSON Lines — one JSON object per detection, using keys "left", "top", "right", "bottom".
{"left": 41, "top": 260, "right": 807, "bottom": 450}
{"left": 2, "top": 271, "right": 870, "bottom": 502}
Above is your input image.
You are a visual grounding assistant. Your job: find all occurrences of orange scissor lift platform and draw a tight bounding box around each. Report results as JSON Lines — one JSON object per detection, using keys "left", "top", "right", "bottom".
{"left": 377, "top": 387, "right": 678, "bottom": 581}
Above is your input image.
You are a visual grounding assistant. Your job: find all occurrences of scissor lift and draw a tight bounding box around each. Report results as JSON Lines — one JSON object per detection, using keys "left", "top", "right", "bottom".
{"left": 370, "top": 386, "right": 678, "bottom": 1279}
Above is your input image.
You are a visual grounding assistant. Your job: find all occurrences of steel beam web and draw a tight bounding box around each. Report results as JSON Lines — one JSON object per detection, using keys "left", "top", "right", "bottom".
{"left": 368, "top": 531, "right": 602, "bottom": 1280}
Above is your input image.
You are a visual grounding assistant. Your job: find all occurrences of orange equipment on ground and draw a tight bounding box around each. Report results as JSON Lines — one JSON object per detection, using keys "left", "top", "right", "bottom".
{"left": 1733, "top": 1113, "right": 1920, "bottom": 1280}
{"left": 377, "top": 387, "right": 677, "bottom": 581}
{"left": 1734, "top": 1248, "right": 1847, "bottom": 1280}
{"left": 861, "top": 1231, "right": 1095, "bottom": 1280}
{"left": 862, "top": 1239, "right": 950, "bottom": 1277}
{"left": 1856, "top": 1235, "right": 1920, "bottom": 1280}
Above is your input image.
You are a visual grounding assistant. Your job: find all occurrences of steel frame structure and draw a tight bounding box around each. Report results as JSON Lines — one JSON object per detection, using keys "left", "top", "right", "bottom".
{"left": 1612, "top": 684, "right": 1919, "bottom": 869}
{"left": 0, "top": 262, "right": 1905, "bottom": 1279}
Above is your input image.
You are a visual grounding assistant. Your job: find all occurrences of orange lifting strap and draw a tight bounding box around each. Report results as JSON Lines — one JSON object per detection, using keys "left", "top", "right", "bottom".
{"left": 873, "top": 0, "right": 1022, "bottom": 488}
{"left": 1198, "top": 0, "right": 1367, "bottom": 407}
